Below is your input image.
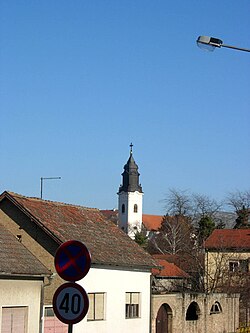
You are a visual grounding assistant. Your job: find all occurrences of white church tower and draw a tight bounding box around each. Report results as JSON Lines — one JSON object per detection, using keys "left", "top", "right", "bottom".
{"left": 118, "top": 144, "right": 143, "bottom": 238}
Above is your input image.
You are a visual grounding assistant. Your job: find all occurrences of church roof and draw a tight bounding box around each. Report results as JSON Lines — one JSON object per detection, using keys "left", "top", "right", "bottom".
{"left": 118, "top": 145, "right": 143, "bottom": 193}
{"left": 0, "top": 191, "right": 157, "bottom": 270}
{"left": 143, "top": 214, "right": 163, "bottom": 231}
{"left": 0, "top": 224, "right": 51, "bottom": 278}
{"left": 100, "top": 210, "right": 164, "bottom": 231}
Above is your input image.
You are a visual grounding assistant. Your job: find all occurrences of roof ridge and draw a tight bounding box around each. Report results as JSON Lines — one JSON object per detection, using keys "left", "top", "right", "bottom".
{"left": 6, "top": 191, "right": 99, "bottom": 211}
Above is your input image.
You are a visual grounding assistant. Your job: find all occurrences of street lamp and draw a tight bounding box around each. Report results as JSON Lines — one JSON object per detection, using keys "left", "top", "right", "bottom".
{"left": 196, "top": 36, "right": 250, "bottom": 53}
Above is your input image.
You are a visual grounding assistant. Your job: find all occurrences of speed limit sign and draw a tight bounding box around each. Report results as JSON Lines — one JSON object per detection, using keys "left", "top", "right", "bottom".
{"left": 53, "top": 282, "right": 89, "bottom": 324}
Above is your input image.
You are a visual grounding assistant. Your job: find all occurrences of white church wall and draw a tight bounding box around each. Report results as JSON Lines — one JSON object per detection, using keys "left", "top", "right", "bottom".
{"left": 118, "top": 191, "right": 143, "bottom": 238}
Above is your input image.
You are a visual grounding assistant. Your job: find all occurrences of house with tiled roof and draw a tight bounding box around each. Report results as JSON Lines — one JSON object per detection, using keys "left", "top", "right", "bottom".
{"left": 0, "top": 224, "right": 51, "bottom": 333}
{"left": 204, "top": 229, "right": 250, "bottom": 324}
{"left": 152, "top": 258, "right": 191, "bottom": 293}
{"left": 0, "top": 191, "right": 157, "bottom": 333}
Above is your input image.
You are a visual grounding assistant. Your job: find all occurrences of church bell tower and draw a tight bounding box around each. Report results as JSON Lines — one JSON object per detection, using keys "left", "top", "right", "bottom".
{"left": 118, "top": 144, "right": 143, "bottom": 238}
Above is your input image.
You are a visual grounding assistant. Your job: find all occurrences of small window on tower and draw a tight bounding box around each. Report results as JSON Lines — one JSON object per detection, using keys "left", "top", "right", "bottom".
{"left": 134, "top": 204, "right": 138, "bottom": 213}
{"left": 122, "top": 204, "right": 125, "bottom": 214}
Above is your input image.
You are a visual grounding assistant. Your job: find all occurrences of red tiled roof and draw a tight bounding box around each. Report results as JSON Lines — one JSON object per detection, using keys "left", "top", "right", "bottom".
{"left": 100, "top": 209, "right": 118, "bottom": 225}
{"left": 0, "top": 224, "right": 50, "bottom": 277}
{"left": 152, "top": 253, "right": 204, "bottom": 273}
{"left": 100, "top": 210, "right": 163, "bottom": 231}
{"left": 0, "top": 192, "right": 157, "bottom": 270}
{"left": 204, "top": 229, "right": 250, "bottom": 250}
{"left": 100, "top": 210, "right": 164, "bottom": 231}
{"left": 152, "top": 258, "right": 189, "bottom": 278}
{"left": 142, "top": 214, "right": 163, "bottom": 231}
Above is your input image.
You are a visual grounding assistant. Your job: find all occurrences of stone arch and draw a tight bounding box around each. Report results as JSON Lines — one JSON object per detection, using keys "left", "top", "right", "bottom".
{"left": 156, "top": 303, "right": 173, "bottom": 333}
{"left": 210, "top": 301, "right": 222, "bottom": 314}
{"left": 186, "top": 301, "right": 200, "bottom": 321}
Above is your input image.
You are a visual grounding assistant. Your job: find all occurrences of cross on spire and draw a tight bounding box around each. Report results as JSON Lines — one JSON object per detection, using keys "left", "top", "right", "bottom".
{"left": 130, "top": 143, "right": 133, "bottom": 155}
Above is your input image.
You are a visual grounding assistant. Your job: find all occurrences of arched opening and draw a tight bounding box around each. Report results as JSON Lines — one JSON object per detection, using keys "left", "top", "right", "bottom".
{"left": 186, "top": 301, "right": 200, "bottom": 321}
{"left": 134, "top": 204, "right": 138, "bottom": 213}
{"left": 210, "top": 301, "right": 222, "bottom": 314}
{"left": 156, "top": 303, "right": 172, "bottom": 333}
{"left": 122, "top": 204, "right": 125, "bottom": 214}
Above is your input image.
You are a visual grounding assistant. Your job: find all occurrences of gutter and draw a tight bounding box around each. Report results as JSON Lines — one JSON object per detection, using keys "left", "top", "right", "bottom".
{"left": 40, "top": 273, "right": 56, "bottom": 333}
{"left": 0, "top": 273, "right": 51, "bottom": 280}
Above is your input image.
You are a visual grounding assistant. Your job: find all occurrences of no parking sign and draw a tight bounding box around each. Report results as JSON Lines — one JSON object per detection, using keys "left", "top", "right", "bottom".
{"left": 53, "top": 240, "right": 91, "bottom": 329}
{"left": 54, "top": 240, "right": 91, "bottom": 282}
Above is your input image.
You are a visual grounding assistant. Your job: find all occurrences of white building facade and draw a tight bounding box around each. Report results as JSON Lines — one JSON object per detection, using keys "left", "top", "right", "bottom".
{"left": 71, "top": 267, "right": 152, "bottom": 333}
{"left": 0, "top": 280, "right": 44, "bottom": 333}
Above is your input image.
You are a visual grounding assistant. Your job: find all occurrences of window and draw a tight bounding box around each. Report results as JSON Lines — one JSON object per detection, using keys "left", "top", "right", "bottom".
{"left": 134, "top": 204, "right": 138, "bottom": 213}
{"left": 1, "top": 307, "right": 28, "bottom": 333}
{"left": 229, "top": 259, "right": 249, "bottom": 273}
{"left": 126, "top": 292, "right": 140, "bottom": 319}
{"left": 229, "top": 261, "right": 239, "bottom": 272}
{"left": 239, "top": 259, "right": 249, "bottom": 272}
{"left": 210, "top": 301, "right": 222, "bottom": 314}
{"left": 122, "top": 204, "right": 125, "bottom": 214}
{"left": 43, "top": 307, "right": 67, "bottom": 333}
{"left": 88, "top": 293, "right": 105, "bottom": 321}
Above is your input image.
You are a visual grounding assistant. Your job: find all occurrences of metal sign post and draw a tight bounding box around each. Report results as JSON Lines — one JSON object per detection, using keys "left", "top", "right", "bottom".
{"left": 53, "top": 240, "right": 91, "bottom": 332}
{"left": 68, "top": 324, "right": 73, "bottom": 333}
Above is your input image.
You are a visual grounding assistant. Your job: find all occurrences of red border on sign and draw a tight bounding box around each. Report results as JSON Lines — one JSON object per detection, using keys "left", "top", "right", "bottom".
{"left": 55, "top": 240, "right": 91, "bottom": 281}
{"left": 53, "top": 282, "right": 89, "bottom": 325}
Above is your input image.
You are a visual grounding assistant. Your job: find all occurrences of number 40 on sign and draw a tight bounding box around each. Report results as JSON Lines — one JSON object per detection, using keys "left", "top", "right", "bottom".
{"left": 53, "top": 282, "right": 89, "bottom": 325}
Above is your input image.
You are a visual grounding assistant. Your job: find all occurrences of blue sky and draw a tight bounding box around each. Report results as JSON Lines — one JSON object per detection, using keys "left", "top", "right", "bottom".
{"left": 1, "top": 1, "right": 249, "bottom": 214}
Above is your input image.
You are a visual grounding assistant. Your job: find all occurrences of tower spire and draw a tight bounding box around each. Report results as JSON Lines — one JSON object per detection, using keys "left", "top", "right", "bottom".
{"left": 118, "top": 145, "right": 144, "bottom": 238}
{"left": 118, "top": 144, "right": 142, "bottom": 194}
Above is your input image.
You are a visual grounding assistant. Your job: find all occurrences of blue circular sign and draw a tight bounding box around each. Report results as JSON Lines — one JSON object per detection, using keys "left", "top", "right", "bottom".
{"left": 55, "top": 240, "right": 91, "bottom": 281}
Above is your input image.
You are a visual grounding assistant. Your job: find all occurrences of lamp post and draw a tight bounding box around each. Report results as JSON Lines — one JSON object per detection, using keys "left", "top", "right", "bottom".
{"left": 196, "top": 36, "right": 250, "bottom": 53}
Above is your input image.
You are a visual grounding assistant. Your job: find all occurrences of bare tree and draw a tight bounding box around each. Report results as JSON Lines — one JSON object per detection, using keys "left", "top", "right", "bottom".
{"left": 227, "top": 190, "right": 250, "bottom": 211}
{"left": 163, "top": 189, "right": 221, "bottom": 221}
{"left": 148, "top": 215, "right": 194, "bottom": 255}
{"left": 227, "top": 190, "right": 250, "bottom": 228}
{"left": 163, "top": 188, "right": 192, "bottom": 216}
{"left": 150, "top": 189, "right": 224, "bottom": 291}
{"left": 192, "top": 193, "right": 222, "bottom": 221}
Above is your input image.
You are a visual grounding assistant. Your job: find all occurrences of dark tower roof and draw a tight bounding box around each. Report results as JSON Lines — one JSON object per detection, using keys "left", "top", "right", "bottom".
{"left": 119, "top": 144, "right": 143, "bottom": 193}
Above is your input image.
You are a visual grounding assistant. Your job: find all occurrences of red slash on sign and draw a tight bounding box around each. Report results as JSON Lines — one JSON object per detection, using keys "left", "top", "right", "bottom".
{"left": 55, "top": 240, "right": 91, "bottom": 282}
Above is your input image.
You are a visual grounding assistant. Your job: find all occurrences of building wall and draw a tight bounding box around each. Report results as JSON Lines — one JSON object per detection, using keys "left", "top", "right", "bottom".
{"left": 71, "top": 267, "right": 151, "bottom": 333}
{"left": 0, "top": 205, "right": 62, "bottom": 304}
{"left": 205, "top": 250, "right": 250, "bottom": 291}
{"left": 152, "top": 293, "right": 239, "bottom": 333}
{"left": 118, "top": 191, "right": 143, "bottom": 237}
{"left": 0, "top": 279, "right": 43, "bottom": 333}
